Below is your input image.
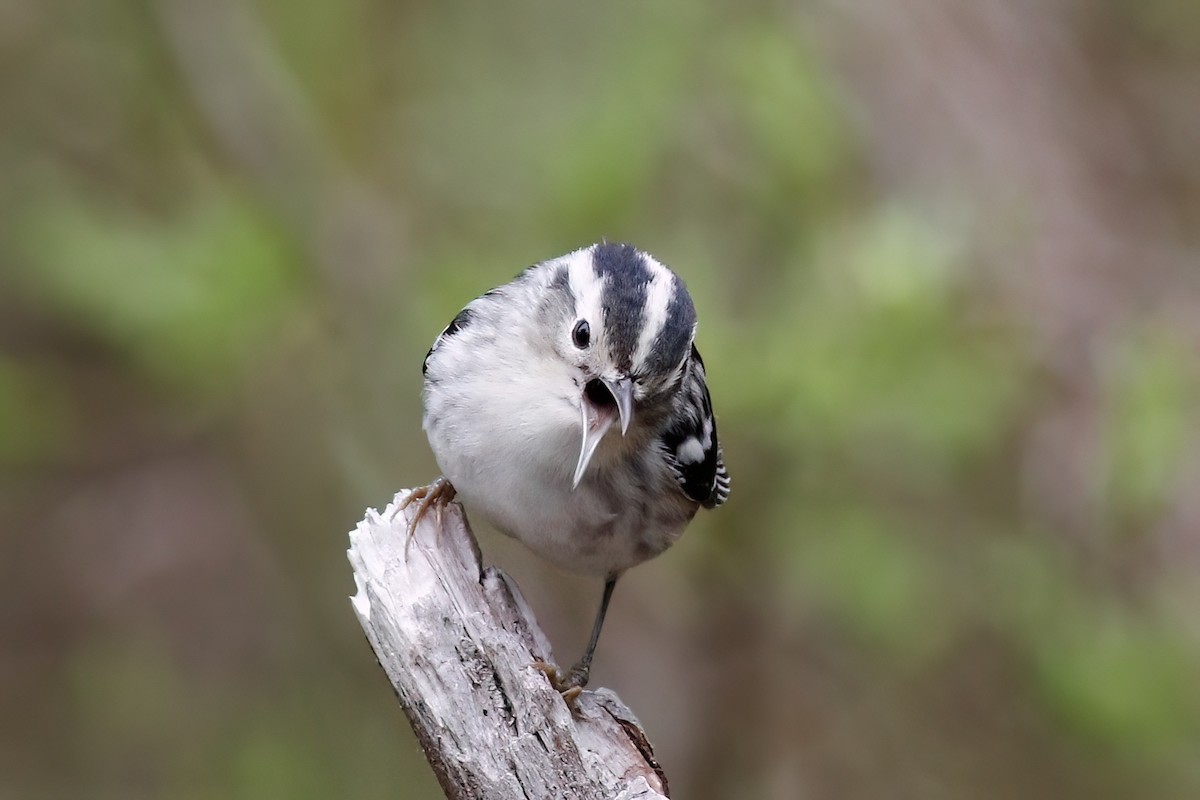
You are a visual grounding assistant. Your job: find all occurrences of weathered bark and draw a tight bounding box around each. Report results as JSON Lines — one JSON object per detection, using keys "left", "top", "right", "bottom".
{"left": 347, "top": 490, "right": 670, "bottom": 799}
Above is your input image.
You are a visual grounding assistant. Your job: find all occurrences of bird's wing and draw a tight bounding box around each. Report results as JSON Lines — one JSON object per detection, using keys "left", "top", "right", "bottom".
{"left": 659, "top": 344, "right": 730, "bottom": 509}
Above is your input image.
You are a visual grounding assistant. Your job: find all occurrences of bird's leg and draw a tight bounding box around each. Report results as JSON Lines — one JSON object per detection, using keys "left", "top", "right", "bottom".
{"left": 534, "top": 577, "right": 618, "bottom": 706}
{"left": 396, "top": 476, "right": 457, "bottom": 553}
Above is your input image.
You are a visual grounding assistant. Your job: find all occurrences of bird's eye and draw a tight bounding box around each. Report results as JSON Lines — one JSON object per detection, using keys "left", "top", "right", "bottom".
{"left": 572, "top": 319, "right": 591, "bottom": 349}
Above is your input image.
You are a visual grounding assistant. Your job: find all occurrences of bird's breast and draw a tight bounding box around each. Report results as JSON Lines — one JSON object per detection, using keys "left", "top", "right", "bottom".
{"left": 422, "top": 343, "right": 694, "bottom": 576}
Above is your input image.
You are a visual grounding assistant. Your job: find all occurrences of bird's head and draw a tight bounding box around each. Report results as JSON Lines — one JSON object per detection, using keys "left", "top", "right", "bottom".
{"left": 541, "top": 242, "right": 697, "bottom": 488}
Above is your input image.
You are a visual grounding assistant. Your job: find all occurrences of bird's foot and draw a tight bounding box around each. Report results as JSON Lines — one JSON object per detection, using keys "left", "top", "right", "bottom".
{"left": 532, "top": 660, "right": 591, "bottom": 707}
{"left": 397, "top": 477, "right": 457, "bottom": 554}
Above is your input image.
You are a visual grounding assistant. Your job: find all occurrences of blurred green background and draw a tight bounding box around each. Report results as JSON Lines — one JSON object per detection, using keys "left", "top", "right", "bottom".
{"left": 3, "top": 1, "right": 1200, "bottom": 798}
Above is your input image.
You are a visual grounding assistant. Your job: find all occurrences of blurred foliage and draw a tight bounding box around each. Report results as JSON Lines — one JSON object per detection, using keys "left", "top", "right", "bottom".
{"left": 18, "top": 189, "right": 301, "bottom": 393}
{"left": 1102, "top": 330, "right": 1200, "bottom": 529}
{"left": 2, "top": 1, "right": 1200, "bottom": 798}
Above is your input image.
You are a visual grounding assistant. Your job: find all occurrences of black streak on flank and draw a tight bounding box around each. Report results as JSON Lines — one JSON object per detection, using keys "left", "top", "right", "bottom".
{"left": 592, "top": 243, "right": 651, "bottom": 373}
{"left": 443, "top": 306, "right": 474, "bottom": 339}
{"left": 423, "top": 305, "right": 473, "bottom": 376}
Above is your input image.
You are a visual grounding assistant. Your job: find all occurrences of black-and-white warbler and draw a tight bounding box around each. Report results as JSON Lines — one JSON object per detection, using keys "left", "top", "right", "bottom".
{"left": 406, "top": 242, "right": 729, "bottom": 700}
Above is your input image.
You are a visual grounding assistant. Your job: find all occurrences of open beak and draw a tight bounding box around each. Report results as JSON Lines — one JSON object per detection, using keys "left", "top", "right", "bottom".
{"left": 572, "top": 376, "right": 635, "bottom": 489}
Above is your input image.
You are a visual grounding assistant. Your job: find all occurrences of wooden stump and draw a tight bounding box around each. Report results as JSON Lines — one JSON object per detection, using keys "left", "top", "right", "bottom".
{"left": 347, "top": 490, "right": 670, "bottom": 799}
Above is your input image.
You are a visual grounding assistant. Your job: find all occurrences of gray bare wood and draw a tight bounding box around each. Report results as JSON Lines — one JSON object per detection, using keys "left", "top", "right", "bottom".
{"left": 347, "top": 490, "right": 670, "bottom": 799}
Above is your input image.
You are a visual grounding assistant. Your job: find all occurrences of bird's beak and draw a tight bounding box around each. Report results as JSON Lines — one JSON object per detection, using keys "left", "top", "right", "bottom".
{"left": 572, "top": 376, "right": 635, "bottom": 489}
{"left": 603, "top": 376, "right": 635, "bottom": 437}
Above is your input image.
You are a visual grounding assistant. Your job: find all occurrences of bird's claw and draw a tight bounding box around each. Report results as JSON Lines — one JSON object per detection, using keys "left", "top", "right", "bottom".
{"left": 397, "top": 477, "right": 457, "bottom": 555}
{"left": 532, "top": 660, "right": 590, "bottom": 708}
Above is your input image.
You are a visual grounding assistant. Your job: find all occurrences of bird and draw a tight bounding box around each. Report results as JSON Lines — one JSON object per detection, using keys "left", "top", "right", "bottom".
{"left": 404, "top": 241, "right": 730, "bottom": 703}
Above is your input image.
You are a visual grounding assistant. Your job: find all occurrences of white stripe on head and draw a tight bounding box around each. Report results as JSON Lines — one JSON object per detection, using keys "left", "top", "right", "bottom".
{"left": 566, "top": 245, "right": 606, "bottom": 331}
{"left": 631, "top": 252, "right": 675, "bottom": 373}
